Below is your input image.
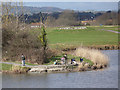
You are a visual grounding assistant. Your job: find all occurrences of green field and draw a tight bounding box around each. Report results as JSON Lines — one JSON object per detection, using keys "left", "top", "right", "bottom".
{"left": 31, "top": 26, "right": 118, "bottom": 49}
{"left": 90, "top": 26, "right": 119, "bottom": 31}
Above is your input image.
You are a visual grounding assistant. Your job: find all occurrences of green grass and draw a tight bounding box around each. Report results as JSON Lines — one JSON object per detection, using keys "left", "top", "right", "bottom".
{"left": 44, "top": 54, "right": 93, "bottom": 66}
{"left": 92, "top": 26, "right": 119, "bottom": 31}
{"left": 25, "top": 62, "right": 38, "bottom": 66}
{"left": 30, "top": 26, "right": 118, "bottom": 49}
{"left": 46, "top": 26, "right": 118, "bottom": 48}
{"left": 0, "top": 63, "right": 13, "bottom": 71}
{"left": 0, "top": 63, "right": 32, "bottom": 71}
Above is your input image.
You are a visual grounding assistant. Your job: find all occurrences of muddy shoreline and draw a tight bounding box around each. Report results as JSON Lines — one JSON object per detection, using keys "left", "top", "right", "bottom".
{"left": 63, "top": 45, "right": 120, "bottom": 51}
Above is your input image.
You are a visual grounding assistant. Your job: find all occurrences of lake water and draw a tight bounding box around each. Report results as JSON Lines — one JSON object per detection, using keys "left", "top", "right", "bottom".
{"left": 1, "top": 50, "right": 119, "bottom": 88}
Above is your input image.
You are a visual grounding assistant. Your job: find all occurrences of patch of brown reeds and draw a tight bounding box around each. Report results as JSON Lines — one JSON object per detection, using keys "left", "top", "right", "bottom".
{"left": 73, "top": 47, "right": 109, "bottom": 68}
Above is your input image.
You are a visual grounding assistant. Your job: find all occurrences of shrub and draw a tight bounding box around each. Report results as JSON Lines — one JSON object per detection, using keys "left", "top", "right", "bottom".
{"left": 2, "top": 25, "right": 54, "bottom": 64}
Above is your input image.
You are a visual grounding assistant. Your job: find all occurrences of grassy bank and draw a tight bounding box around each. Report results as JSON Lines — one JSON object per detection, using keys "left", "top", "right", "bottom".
{"left": 0, "top": 63, "right": 13, "bottom": 71}
{"left": 0, "top": 63, "right": 30, "bottom": 73}
{"left": 1, "top": 47, "right": 108, "bottom": 73}
{"left": 44, "top": 54, "right": 94, "bottom": 66}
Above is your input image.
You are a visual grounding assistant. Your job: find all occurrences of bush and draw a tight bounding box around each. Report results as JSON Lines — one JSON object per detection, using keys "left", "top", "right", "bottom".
{"left": 2, "top": 12, "right": 54, "bottom": 64}
{"left": 2, "top": 25, "right": 54, "bottom": 64}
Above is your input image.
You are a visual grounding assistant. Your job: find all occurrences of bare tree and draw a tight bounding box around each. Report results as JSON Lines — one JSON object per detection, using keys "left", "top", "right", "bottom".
{"left": 55, "top": 10, "right": 78, "bottom": 26}
{"left": 95, "top": 11, "right": 118, "bottom": 25}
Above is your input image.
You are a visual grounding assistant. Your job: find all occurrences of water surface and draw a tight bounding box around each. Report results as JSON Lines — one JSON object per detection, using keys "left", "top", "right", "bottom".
{"left": 2, "top": 50, "right": 118, "bottom": 88}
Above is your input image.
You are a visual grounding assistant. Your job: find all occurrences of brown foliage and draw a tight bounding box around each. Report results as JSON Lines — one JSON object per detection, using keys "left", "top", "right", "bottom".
{"left": 2, "top": 20, "right": 54, "bottom": 64}
{"left": 95, "top": 12, "right": 118, "bottom": 25}
{"left": 74, "top": 47, "right": 109, "bottom": 66}
{"left": 45, "top": 10, "right": 80, "bottom": 27}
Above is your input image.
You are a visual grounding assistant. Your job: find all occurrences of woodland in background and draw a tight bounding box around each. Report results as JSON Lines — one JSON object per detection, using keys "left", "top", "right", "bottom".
{"left": 23, "top": 10, "right": 118, "bottom": 26}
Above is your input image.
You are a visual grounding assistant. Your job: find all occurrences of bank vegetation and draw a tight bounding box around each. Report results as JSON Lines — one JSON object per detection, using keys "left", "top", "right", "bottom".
{"left": 74, "top": 47, "right": 109, "bottom": 69}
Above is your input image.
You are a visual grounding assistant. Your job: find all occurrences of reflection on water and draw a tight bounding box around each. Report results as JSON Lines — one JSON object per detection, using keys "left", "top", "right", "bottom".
{"left": 2, "top": 50, "right": 118, "bottom": 88}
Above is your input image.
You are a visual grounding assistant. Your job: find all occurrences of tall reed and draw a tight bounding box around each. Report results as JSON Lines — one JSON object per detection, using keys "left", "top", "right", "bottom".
{"left": 73, "top": 47, "right": 109, "bottom": 66}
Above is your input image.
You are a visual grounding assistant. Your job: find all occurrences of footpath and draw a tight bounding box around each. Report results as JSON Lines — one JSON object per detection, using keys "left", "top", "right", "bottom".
{"left": 0, "top": 61, "right": 73, "bottom": 73}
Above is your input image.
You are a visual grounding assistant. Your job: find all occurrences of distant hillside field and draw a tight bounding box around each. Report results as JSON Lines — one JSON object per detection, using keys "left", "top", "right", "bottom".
{"left": 31, "top": 26, "right": 118, "bottom": 49}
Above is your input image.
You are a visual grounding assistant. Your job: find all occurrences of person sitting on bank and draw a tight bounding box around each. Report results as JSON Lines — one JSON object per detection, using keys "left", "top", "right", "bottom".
{"left": 54, "top": 60, "right": 58, "bottom": 65}
{"left": 61, "top": 57, "right": 65, "bottom": 64}
{"left": 71, "top": 58, "right": 77, "bottom": 65}
{"left": 80, "top": 57, "right": 83, "bottom": 63}
{"left": 71, "top": 58, "right": 75, "bottom": 64}
{"left": 21, "top": 54, "right": 26, "bottom": 66}
{"left": 73, "top": 60, "right": 77, "bottom": 65}
{"left": 63, "top": 54, "right": 67, "bottom": 60}
{"left": 63, "top": 54, "right": 67, "bottom": 65}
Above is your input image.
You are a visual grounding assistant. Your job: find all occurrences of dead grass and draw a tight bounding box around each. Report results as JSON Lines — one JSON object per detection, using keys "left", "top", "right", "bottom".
{"left": 73, "top": 47, "right": 109, "bottom": 67}
{"left": 12, "top": 65, "right": 30, "bottom": 73}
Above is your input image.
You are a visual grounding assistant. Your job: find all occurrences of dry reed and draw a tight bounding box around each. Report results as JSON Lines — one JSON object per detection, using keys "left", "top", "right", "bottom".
{"left": 73, "top": 47, "right": 109, "bottom": 67}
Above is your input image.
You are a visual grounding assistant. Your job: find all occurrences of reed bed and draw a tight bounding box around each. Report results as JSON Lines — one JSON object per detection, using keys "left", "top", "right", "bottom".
{"left": 73, "top": 47, "right": 109, "bottom": 67}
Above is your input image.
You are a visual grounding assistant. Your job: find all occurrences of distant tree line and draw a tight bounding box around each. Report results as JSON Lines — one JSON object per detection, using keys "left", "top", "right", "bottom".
{"left": 94, "top": 11, "right": 118, "bottom": 25}
{"left": 118, "top": 3, "right": 120, "bottom": 25}
{"left": 20, "top": 10, "right": 118, "bottom": 26}
{"left": 23, "top": 10, "right": 102, "bottom": 26}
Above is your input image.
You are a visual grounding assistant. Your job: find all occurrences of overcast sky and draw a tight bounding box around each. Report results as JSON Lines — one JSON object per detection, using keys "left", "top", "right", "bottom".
{"left": 1, "top": 0, "right": 119, "bottom": 11}
{"left": 22, "top": 2, "right": 118, "bottom": 11}
{"left": 1, "top": 0, "right": 119, "bottom": 2}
